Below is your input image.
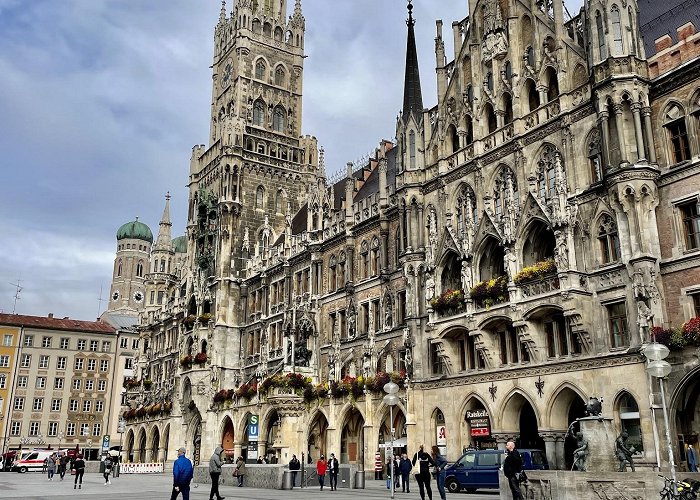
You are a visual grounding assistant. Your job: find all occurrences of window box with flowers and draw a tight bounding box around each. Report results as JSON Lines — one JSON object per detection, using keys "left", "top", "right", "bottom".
{"left": 198, "top": 313, "right": 213, "bottom": 324}
{"left": 651, "top": 318, "right": 700, "bottom": 351}
{"left": 183, "top": 315, "right": 196, "bottom": 328}
{"left": 123, "top": 378, "right": 140, "bottom": 389}
{"left": 143, "top": 379, "right": 153, "bottom": 390}
{"left": 180, "top": 355, "right": 193, "bottom": 368}
{"left": 194, "top": 352, "right": 208, "bottom": 365}
{"left": 514, "top": 260, "right": 559, "bottom": 297}
{"left": 470, "top": 275, "right": 509, "bottom": 309}
{"left": 235, "top": 383, "right": 258, "bottom": 401}
{"left": 430, "top": 289, "right": 466, "bottom": 316}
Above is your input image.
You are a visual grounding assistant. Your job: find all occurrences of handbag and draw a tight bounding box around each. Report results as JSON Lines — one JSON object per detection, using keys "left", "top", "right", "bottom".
{"left": 515, "top": 471, "right": 528, "bottom": 483}
{"left": 233, "top": 468, "right": 239, "bottom": 477}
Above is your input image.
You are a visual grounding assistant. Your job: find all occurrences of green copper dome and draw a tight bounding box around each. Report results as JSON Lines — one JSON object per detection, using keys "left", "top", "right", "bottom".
{"left": 172, "top": 235, "right": 187, "bottom": 253}
{"left": 116, "top": 220, "right": 153, "bottom": 243}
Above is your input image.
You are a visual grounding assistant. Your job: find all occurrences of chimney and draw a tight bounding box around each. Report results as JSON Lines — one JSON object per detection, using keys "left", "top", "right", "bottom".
{"left": 48, "top": 313, "right": 53, "bottom": 319}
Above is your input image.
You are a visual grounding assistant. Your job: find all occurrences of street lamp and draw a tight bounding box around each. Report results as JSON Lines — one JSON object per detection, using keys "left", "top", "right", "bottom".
{"left": 58, "top": 431, "right": 64, "bottom": 453}
{"left": 383, "top": 382, "right": 400, "bottom": 500}
{"left": 642, "top": 342, "right": 675, "bottom": 481}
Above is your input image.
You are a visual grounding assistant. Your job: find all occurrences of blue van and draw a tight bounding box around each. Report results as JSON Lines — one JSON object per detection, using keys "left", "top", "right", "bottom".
{"left": 444, "top": 448, "right": 548, "bottom": 493}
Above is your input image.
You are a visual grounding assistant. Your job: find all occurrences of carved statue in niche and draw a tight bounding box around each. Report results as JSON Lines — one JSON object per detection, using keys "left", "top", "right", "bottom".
{"left": 637, "top": 300, "right": 654, "bottom": 338}
{"left": 504, "top": 247, "right": 518, "bottom": 283}
{"left": 347, "top": 308, "right": 357, "bottom": 339}
{"left": 481, "top": 0, "right": 508, "bottom": 62}
{"left": 242, "top": 227, "right": 250, "bottom": 252}
{"left": 403, "top": 327, "right": 414, "bottom": 378}
{"left": 426, "top": 210, "right": 438, "bottom": 268}
{"left": 632, "top": 270, "right": 647, "bottom": 299}
{"left": 404, "top": 271, "right": 414, "bottom": 316}
{"left": 461, "top": 260, "right": 473, "bottom": 294}
{"left": 384, "top": 294, "right": 394, "bottom": 330}
{"left": 425, "top": 271, "right": 436, "bottom": 302}
{"left": 554, "top": 230, "right": 569, "bottom": 270}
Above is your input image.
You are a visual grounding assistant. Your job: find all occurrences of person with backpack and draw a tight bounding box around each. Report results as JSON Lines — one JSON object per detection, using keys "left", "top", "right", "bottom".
{"left": 412, "top": 445, "right": 436, "bottom": 500}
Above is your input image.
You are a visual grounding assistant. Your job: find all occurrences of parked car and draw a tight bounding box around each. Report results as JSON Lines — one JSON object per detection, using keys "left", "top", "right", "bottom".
{"left": 444, "top": 448, "right": 548, "bottom": 493}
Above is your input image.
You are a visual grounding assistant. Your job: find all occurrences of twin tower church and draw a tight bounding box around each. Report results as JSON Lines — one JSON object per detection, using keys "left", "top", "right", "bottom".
{"left": 104, "top": 0, "right": 700, "bottom": 479}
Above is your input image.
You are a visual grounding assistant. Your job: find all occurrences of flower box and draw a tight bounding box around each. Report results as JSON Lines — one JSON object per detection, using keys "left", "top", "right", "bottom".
{"left": 514, "top": 259, "right": 557, "bottom": 285}
{"left": 470, "top": 276, "right": 509, "bottom": 308}
{"left": 180, "top": 355, "right": 193, "bottom": 367}
{"left": 430, "top": 289, "right": 466, "bottom": 312}
{"left": 198, "top": 313, "right": 213, "bottom": 324}
{"left": 194, "top": 352, "right": 207, "bottom": 364}
{"left": 183, "top": 315, "right": 196, "bottom": 328}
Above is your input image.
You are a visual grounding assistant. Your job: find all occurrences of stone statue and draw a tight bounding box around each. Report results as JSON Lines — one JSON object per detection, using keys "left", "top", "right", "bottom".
{"left": 633, "top": 270, "right": 647, "bottom": 299}
{"left": 427, "top": 211, "right": 438, "bottom": 267}
{"left": 347, "top": 312, "right": 356, "bottom": 339}
{"left": 615, "top": 431, "right": 636, "bottom": 472}
{"left": 585, "top": 396, "right": 603, "bottom": 417}
{"left": 554, "top": 234, "right": 569, "bottom": 271}
{"left": 384, "top": 297, "right": 393, "bottom": 330}
{"left": 572, "top": 432, "right": 589, "bottom": 472}
{"left": 504, "top": 248, "right": 518, "bottom": 283}
{"left": 425, "top": 272, "right": 436, "bottom": 301}
{"left": 461, "top": 261, "right": 473, "bottom": 293}
{"left": 637, "top": 300, "right": 654, "bottom": 339}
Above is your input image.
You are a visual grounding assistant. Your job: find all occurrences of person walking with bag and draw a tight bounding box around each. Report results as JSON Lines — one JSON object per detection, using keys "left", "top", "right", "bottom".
{"left": 327, "top": 453, "right": 339, "bottom": 491}
{"left": 431, "top": 446, "right": 447, "bottom": 500}
{"left": 72, "top": 454, "right": 86, "bottom": 490}
{"left": 103, "top": 455, "right": 113, "bottom": 485}
{"left": 235, "top": 456, "right": 246, "bottom": 487}
{"left": 46, "top": 454, "right": 56, "bottom": 481}
{"left": 316, "top": 454, "right": 327, "bottom": 490}
{"left": 412, "top": 445, "right": 436, "bottom": 500}
{"left": 170, "top": 447, "right": 194, "bottom": 500}
{"left": 503, "top": 441, "right": 524, "bottom": 500}
{"left": 208, "top": 446, "right": 225, "bottom": 500}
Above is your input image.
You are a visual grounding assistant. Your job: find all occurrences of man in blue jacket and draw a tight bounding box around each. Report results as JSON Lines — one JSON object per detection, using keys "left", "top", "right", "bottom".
{"left": 171, "top": 447, "right": 194, "bottom": 500}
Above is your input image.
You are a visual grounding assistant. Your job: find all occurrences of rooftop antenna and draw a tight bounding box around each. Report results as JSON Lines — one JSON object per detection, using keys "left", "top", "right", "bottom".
{"left": 96, "top": 284, "right": 106, "bottom": 319}
{"left": 9, "top": 279, "right": 22, "bottom": 314}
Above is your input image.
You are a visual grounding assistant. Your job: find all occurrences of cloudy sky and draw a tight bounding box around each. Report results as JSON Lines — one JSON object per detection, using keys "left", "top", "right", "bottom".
{"left": 0, "top": 0, "right": 583, "bottom": 320}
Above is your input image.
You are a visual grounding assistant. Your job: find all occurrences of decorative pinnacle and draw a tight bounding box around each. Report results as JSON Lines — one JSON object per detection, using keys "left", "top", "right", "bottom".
{"left": 219, "top": 0, "right": 226, "bottom": 22}
{"left": 165, "top": 191, "right": 171, "bottom": 202}
{"left": 407, "top": 0, "right": 415, "bottom": 27}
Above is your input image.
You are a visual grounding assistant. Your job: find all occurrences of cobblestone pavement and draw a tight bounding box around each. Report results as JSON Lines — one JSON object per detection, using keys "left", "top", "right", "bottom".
{"left": 0, "top": 471, "right": 499, "bottom": 500}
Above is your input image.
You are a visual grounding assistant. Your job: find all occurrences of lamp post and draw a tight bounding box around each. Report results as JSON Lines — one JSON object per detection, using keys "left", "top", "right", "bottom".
{"left": 87, "top": 439, "right": 93, "bottom": 462}
{"left": 116, "top": 417, "right": 125, "bottom": 477}
{"left": 58, "top": 431, "right": 64, "bottom": 453}
{"left": 383, "top": 382, "right": 400, "bottom": 500}
{"left": 642, "top": 342, "right": 675, "bottom": 481}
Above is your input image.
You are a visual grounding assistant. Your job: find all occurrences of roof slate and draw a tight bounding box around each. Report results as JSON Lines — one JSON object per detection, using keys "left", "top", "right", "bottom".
{"left": 0, "top": 313, "right": 115, "bottom": 334}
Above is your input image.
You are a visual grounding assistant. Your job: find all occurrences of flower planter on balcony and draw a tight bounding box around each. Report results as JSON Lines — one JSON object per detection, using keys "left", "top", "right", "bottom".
{"left": 518, "top": 275, "right": 560, "bottom": 298}
{"left": 430, "top": 289, "right": 466, "bottom": 314}
{"left": 470, "top": 276, "right": 509, "bottom": 309}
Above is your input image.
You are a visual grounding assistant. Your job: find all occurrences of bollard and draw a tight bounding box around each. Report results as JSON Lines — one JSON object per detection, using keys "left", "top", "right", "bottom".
{"left": 283, "top": 469, "right": 294, "bottom": 489}
{"left": 354, "top": 470, "right": 366, "bottom": 489}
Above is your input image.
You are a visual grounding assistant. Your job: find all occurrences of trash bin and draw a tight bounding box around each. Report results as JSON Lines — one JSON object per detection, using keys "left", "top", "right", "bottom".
{"left": 354, "top": 470, "right": 365, "bottom": 489}
{"left": 283, "top": 470, "right": 294, "bottom": 490}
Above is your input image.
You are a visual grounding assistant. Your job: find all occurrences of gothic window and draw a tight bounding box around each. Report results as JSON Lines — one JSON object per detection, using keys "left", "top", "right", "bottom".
{"left": 448, "top": 124, "right": 459, "bottom": 153}
{"left": 159, "top": 259, "right": 165, "bottom": 272}
{"left": 409, "top": 130, "right": 416, "bottom": 168}
{"left": 117, "top": 260, "right": 122, "bottom": 277}
{"left": 394, "top": 229, "right": 401, "bottom": 268}
{"left": 430, "top": 342, "right": 445, "bottom": 375}
{"left": 275, "top": 189, "right": 284, "bottom": 213}
{"left": 361, "top": 241, "right": 369, "bottom": 279}
{"left": 545, "top": 314, "right": 569, "bottom": 357}
{"left": 136, "top": 261, "right": 144, "bottom": 277}
{"left": 526, "top": 79, "right": 540, "bottom": 112}
{"left": 486, "top": 71, "right": 493, "bottom": 92}
{"left": 255, "top": 59, "right": 266, "bottom": 80}
{"left": 679, "top": 199, "right": 700, "bottom": 250}
{"left": 611, "top": 6, "right": 623, "bottom": 55}
{"left": 493, "top": 167, "right": 519, "bottom": 219}
{"left": 274, "top": 27, "right": 283, "bottom": 42}
{"left": 588, "top": 129, "right": 604, "bottom": 183}
{"left": 663, "top": 104, "right": 691, "bottom": 164}
{"left": 465, "top": 84, "right": 474, "bottom": 104}
{"left": 275, "top": 66, "right": 285, "bottom": 86}
{"left": 465, "top": 116, "right": 474, "bottom": 144}
{"left": 596, "top": 11, "right": 607, "bottom": 59}
{"left": 485, "top": 103, "right": 497, "bottom": 134}
{"left": 263, "top": 23, "right": 272, "bottom": 37}
{"left": 545, "top": 67, "right": 559, "bottom": 101}
{"left": 502, "top": 93, "right": 513, "bottom": 125}
{"left": 627, "top": 7, "right": 637, "bottom": 56}
{"left": 598, "top": 214, "right": 621, "bottom": 263}
{"left": 273, "top": 106, "right": 286, "bottom": 132}
{"left": 607, "top": 301, "right": 629, "bottom": 348}
{"left": 252, "top": 19, "right": 261, "bottom": 34}
{"left": 371, "top": 238, "right": 380, "bottom": 276}
{"left": 255, "top": 185, "right": 265, "bottom": 209}
{"left": 526, "top": 46, "right": 535, "bottom": 67}
{"left": 504, "top": 60, "right": 512, "bottom": 80}
{"left": 537, "top": 145, "right": 559, "bottom": 201}
{"left": 253, "top": 99, "right": 265, "bottom": 126}
{"left": 338, "top": 252, "right": 347, "bottom": 287}
{"left": 616, "top": 393, "right": 643, "bottom": 454}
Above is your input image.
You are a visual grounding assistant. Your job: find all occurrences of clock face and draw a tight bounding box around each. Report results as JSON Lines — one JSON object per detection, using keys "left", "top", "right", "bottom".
{"left": 222, "top": 62, "right": 232, "bottom": 87}
{"left": 133, "top": 291, "right": 144, "bottom": 303}
{"left": 112, "top": 291, "right": 120, "bottom": 301}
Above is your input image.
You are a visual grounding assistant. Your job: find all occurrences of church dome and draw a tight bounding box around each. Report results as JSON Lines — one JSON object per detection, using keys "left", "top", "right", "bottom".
{"left": 117, "top": 220, "right": 153, "bottom": 244}
{"left": 172, "top": 235, "right": 187, "bottom": 253}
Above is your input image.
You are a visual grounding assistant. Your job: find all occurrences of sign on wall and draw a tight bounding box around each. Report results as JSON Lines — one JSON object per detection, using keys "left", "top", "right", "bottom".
{"left": 102, "top": 435, "right": 110, "bottom": 452}
{"left": 436, "top": 425, "right": 447, "bottom": 446}
{"left": 248, "top": 415, "right": 259, "bottom": 441}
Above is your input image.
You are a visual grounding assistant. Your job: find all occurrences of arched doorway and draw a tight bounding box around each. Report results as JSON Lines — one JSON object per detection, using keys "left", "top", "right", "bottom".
{"left": 125, "top": 430, "right": 135, "bottom": 463}
{"left": 615, "top": 391, "right": 644, "bottom": 461}
{"left": 340, "top": 408, "right": 365, "bottom": 466}
{"left": 502, "top": 393, "right": 544, "bottom": 451}
{"left": 308, "top": 412, "right": 329, "bottom": 464}
{"left": 379, "top": 406, "right": 407, "bottom": 458}
{"left": 673, "top": 370, "right": 700, "bottom": 469}
{"left": 137, "top": 428, "right": 147, "bottom": 463}
{"left": 162, "top": 424, "right": 170, "bottom": 462}
{"left": 151, "top": 426, "right": 160, "bottom": 463}
{"left": 549, "top": 387, "right": 587, "bottom": 469}
{"left": 221, "top": 417, "right": 235, "bottom": 463}
{"left": 264, "top": 410, "right": 281, "bottom": 463}
{"left": 463, "top": 397, "right": 495, "bottom": 450}
{"left": 432, "top": 408, "right": 448, "bottom": 456}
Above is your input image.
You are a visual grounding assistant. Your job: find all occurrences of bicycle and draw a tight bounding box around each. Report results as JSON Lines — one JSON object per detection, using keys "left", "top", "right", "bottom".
{"left": 658, "top": 474, "right": 700, "bottom": 500}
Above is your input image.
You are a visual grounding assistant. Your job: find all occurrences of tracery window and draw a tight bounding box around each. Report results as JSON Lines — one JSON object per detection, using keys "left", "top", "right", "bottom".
{"left": 255, "top": 59, "right": 266, "bottom": 80}
{"left": 493, "top": 167, "right": 519, "bottom": 219}
{"left": 255, "top": 185, "right": 265, "bottom": 209}
{"left": 329, "top": 255, "right": 337, "bottom": 293}
{"left": 409, "top": 130, "right": 416, "bottom": 169}
{"left": 598, "top": 214, "right": 621, "bottom": 263}
{"left": 596, "top": 11, "right": 607, "bottom": 59}
{"left": 360, "top": 241, "right": 370, "bottom": 279}
{"left": 537, "top": 145, "right": 560, "bottom": 201}
{"left": 275, "top": 66, "right": 285, "bottom": 86}
{"left": 663, "top": 104, "right": 691, "bottom": 164}
{"left": 371, "top": 238, "right": 380, "bottom": 277}
{"left": 273, "top": 106, "right": 286, "bottom": 133}
{"left": 253, "top": 99, "right": 265, "bottom": 126}
{"left": 611, "top": 6, "right": 623, "bottom": 55}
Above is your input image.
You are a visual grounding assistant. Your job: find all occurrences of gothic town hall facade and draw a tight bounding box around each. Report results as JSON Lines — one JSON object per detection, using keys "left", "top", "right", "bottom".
{"left": 110, "top": 0, "right": 700, "bottom": 473}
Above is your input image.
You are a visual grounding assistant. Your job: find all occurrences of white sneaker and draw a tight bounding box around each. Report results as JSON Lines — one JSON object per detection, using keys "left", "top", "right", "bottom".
{"left": 108, "top": 480, "right": 111, "bottom": 484}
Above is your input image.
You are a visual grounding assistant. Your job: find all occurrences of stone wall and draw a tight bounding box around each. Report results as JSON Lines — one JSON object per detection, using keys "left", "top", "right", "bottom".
{"left": 193, "top": 463, "right": 360, "bottom": 490}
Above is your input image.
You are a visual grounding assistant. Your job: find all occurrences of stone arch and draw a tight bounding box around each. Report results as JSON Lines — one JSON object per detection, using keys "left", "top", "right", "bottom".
{"left": 543, "top": 66, "right": 559, "bottom": 102}
{"left": 125, "top": 428, "right": 135, "bottom": 462}
{"left": 460, "top": 393, "right": 496, "bottom": 449}
{"left": 149, "top": 424, "right": 161, "bottom": 462}
{"left": 517, "top": 216, "right": 555, "bottom": 268}
{"left": 377, "top": 401, "right": 408, "bottom": 454}
{"left": 612, "top": 389, "right": 645, "bottom": 460}
{"left": 220, "top": 415, "right": 235, "bottom": 458}
{"left": 475, "top": 235, "right": 504, "bottom": 282}
{"left": 524, "top": 78, "right": 540, "bottom": 113}
{"left": 162, "top": 423, "right": 171, "bottom": 462}
{"left": 307, "top": 409, "right": 330, "bottom": 462}
{"left": 339, "top": 405, "right": 365, "bottom": 465}
{"left": 137, "top": 426, "right": 147, "bottom": 463}
{"left": 500, "top": 389, "right": 544, "bottom": 450}
{"left": 547, "top": 383, "right": 588, "bottom": 429}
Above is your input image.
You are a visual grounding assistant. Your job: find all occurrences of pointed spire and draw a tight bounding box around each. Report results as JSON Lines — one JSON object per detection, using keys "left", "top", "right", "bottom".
{"left": 155, "top": 192, "right": 173, "bottom": 249}
{"left": 318, "top": 146, "right": 326, "bottom": 179}
{"left": 291, "top": 0, "right": 305, "bottom": 28}
{"left": 219, "top": 0, "right": 227, "bottom": 23}
{"left": 402, "top": 0, "right": 423, "bottom": 124}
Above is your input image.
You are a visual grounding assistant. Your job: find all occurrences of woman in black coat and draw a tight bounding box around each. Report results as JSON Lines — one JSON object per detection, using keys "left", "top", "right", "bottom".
{"left": 411, "top": 445, "right": 436, "bottom": 500}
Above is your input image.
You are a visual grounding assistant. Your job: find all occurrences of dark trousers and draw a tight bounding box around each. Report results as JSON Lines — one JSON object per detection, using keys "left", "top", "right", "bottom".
{"left": 375, "top": 470, "right": 383, "bottom": 480}
{"left": 415, "top": 472, "right": 432, "bottom": 500}
{"left": 401, "top": 472, "right": 410, "bottom": 492}
{"left": 508, "top": 476, "right": 523, "bottom": 500}
{"left": 103, "top": 471, "right": 111, "bottom": 483}
{"left": 210, "top": 472, "right": 222, "bottom": 499}
{"left": 170, "top": 484, "right": 191, "bottom": 500}
{"left": 237, "top": 473, "right": 244, "bottom": 486}
{"left": 74, "top": 469, "right": 84, "bottom": 486}
{"left": 318, "top": 474, "right": 325, "bottom": 489}
{"left": 48, "top": 470, "right": 55, "bottom": 480}
{"left": 58, "top": 465, "right": 66, "bottom": 479}
{"left": 329, "top": 471, "right": 338, "bottom": 490}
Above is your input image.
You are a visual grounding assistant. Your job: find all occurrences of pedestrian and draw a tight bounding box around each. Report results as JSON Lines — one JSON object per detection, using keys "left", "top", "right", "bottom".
{"left": 316, "top": 454, "right": 327, "bottom": 490}
{"left": 46, "top": 454, "right": 56, "bottom": 481}
{"left": 289, "top": 454, "right": 301, "bottom": 486}
{"left": 235, "top": 456, "right": 246, "bottom": 487}
{"left": 412, "top": 445, "right": 436, "bottom": 500}
{"left": 327, "top": 452, "right": 339, "bottom": 491}
{"left": 72, "top": 453, "right": 86, "bottom": 490}
{"left": 394, "top": 455, "right": 401, "bottom": 489}
{"left": 103, "top": 455, "right": 113, "bottom": 485}
{"left": 503, "top": 441, "right": 524, "bottom": 500}
{"left": 399, "top": 453, "right": 412, "bottom": 492}
{"left": 58, "top": 454, "right": 67, "bottom": 480}
{"left": 208, "top": 445, "right": 225, "bottom": 500}
{"left": 431, "top": 446, "right": 447, "bottom": 500}
{"left": 374, "top": 450, "right": 383, "bottom": 480}
{"left": 170, "top": 447, "right": 194, "bottom": 500}
{"left": 43, "top": 457, "right": 48, "bottom": 473}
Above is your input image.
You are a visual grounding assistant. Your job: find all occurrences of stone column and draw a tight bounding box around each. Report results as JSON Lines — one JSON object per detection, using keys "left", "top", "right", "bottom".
{"left": 631, "top": 102, "right": 646, "bottom": 162}
{"left": 406, "top": 206, "right": 413, "bottom": 251}
{"left": 398, "top": 207, "right": 406, "bottom": 254}
{"left": 492, "top": 433, "right": 516, "bottom": 451}
{"left": 614, "top": 103, "right": 627, "bottom": 165}
{"left": 642, "top": 106, "right": 657, "bottom": 163}
{"left": 417, "top": 204, "right": 425, "bottom": 250}
{"left": 599, "top": 111, "right": 612, "bottom": 169}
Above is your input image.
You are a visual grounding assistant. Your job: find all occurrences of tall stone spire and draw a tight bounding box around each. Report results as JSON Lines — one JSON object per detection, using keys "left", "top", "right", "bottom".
{"left": 402, "top": 0, "right": 423, "bottom": 124}
{"left": 318, "top": 146, "right": 326, "bottom": 179}
{"left": 219, "top": 0, "right": 227, "bottom": 23}
{"left": 155, "top": 192, "right": 173, "bottom": 249}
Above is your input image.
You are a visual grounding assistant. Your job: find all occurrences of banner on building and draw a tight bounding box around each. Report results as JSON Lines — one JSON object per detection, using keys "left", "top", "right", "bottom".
{"left": 120, "top": 462, "right": 164, "bottom": 474}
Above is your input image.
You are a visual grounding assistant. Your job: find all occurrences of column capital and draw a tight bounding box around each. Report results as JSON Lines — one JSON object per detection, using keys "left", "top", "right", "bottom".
{"left": 613, "top": 103, "right": 623, "bottom": 115}
{"left": 598, "top": 110, "right": 610, "bottom": 121}
{"left": 641, "top": 106, "right": 652, "bottom": 117}
{"left": 631, "top": 102, "right": 642, "bottom": 112}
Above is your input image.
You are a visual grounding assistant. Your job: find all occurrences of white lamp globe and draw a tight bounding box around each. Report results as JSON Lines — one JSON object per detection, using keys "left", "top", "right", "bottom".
{"left": 646, "top": 359, "right": 672, "bottom": 378}
{"left": 642, "top": 342, "right": 670, "bottom": 362}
